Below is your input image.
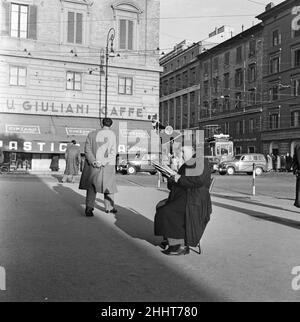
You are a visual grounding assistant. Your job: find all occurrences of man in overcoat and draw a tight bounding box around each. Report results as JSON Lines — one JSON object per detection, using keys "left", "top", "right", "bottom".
{"left": 292, "top": 145, "right": 300, "bottom": 208}
{"left": 154, "top": 144, "right": 212, "bottom": 255}
{"left": 62, "top": 140, "right": 81, "bottom": 183}
{"left": 79, "top": 118, "right": 117, "bottom": 217}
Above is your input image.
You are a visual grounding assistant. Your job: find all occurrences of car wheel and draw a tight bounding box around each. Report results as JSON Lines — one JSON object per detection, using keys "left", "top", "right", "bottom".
{"left": 127, "top": 166, "right": 137, "bottom": 175}
{"left": 219, "top": 171, "right": 226, "bottom": 176}
{"left": 227, "top": 167, "right": 235, "bottom": 175}
{"left": 255, "top": 167, "right": 263, "bottom": 176}
{"left": 150, "top": 171, "right": 157, "bottom": 175}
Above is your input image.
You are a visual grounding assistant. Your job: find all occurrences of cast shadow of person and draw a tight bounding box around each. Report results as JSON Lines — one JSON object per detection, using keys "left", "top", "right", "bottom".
{"left": 52, "top": 184, "right": 160, "bottom": 247}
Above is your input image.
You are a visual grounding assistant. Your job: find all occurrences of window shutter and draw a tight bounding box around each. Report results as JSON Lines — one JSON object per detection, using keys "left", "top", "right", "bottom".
{"left": 128, "top": 20, "right": 133, "bottom": 50}
{"left": 67, "top": 11, "right": 75, "bottom": 43}
{"left": 28, "top": 5, "right": 37, "bottom": 40}
{"left": 119, "top": 19, "right": 126, "bottom": 49}
{"left": 1, "top": 1, "right": 10, "bottom": 36}
{"left": 76, "top": 13, "right": 83, "bottom": 44}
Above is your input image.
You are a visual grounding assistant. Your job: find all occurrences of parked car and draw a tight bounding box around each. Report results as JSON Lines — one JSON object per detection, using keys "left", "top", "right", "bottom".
{"left": 218, "top": 153, "right": 267, "bottom": 176}
{"left": 117, "top": 153, "right": 158, "bottom": 175}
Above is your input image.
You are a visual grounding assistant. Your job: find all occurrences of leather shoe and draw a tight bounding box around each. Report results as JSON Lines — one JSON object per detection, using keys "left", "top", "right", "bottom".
{"left": 163, "top": 245, "right": 190, "bottom": 256}
{"left": 105, "top": 208, "right": 117, "bottom": 214}
{"left": 159, "top": 240, "right": 169, "bottom": 250}
{"left": 85, "top": 207, "right": 94, "bottom": 217}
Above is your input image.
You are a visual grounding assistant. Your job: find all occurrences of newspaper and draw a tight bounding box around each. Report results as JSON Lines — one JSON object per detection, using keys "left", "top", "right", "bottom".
{"left": 151, "top": 161, "right": 177, "bottom": 178}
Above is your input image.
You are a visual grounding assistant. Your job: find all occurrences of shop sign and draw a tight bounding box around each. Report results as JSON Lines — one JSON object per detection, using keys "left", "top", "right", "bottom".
{"left": 119, "top": 129, "right": 150, "bottom": 138}
{"left": 4, "top": 99, "right": 147, "bottom": 119}
{"left": 5, "top": 124, "right": 40, "bottom": 135}
{"left": 0, "top": 140, "right": 70, "bottom": 153}
{"left": 66, "top": 128, "right": 95, "bottom": 136}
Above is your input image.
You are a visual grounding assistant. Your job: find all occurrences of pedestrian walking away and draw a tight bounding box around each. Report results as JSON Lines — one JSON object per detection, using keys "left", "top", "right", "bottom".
{"left": 285, "top": 153, "right": 293, "bottom": 172}
{"left": 154, "top": 144, "right": 212, "bottom": 256}
{"left": 292, "top": 145, "right": 300, "bottom": 208}
{"left": 62, "top": 140, "right": 81, "bottom": 183}
{"left": 79, "top": 118, "right": 118, "bottom": 217}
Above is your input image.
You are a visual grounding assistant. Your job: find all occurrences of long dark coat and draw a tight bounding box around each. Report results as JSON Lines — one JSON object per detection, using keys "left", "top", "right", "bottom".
{"left": 286, "top": 155, "right": 293, "bottom": 171}
{"left": 292, "top": 145, "right": 300, "bottom": 208}
{"left": 79, "top": 128, "right": 117, "bottom": 194}
{"left": 64, "top": 144, "right": 81, "bottom": 175}
{"left": 154, "top": 157, "right": 212, "bottom": 247}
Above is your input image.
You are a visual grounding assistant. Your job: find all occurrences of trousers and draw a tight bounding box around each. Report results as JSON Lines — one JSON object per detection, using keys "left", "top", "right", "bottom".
{"left": 86, "top": 186, "right": 115, "bottom": 211}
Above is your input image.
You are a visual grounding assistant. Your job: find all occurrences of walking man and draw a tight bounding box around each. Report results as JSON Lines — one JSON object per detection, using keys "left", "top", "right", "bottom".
{"left": 62, "top": 140, "right": 81, "bottom": 183}
{"left": 79, "top": 118, "right": 118, "bottom": 217}
{"left": 292, "top": 145, "right": 300, "bottom": 208}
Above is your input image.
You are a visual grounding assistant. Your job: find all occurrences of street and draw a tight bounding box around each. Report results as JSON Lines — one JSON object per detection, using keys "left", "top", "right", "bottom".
{"left": 0, "top": 172, "right": 300, "bottom": 302}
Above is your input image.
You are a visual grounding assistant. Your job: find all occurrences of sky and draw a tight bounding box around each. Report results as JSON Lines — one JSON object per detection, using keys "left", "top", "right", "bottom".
{"left": 159, "top": 0, "right": 285, "bottom": 52}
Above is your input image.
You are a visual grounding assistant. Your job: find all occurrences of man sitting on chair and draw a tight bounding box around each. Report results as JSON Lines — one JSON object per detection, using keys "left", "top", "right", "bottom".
{"left": 154, "top": 143, "right": 212, "bottom": 256}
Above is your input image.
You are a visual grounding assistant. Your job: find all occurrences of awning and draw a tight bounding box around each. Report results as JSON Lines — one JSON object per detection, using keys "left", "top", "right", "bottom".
{"left": 0, "top": 113, "right": 155, "bottom": 154}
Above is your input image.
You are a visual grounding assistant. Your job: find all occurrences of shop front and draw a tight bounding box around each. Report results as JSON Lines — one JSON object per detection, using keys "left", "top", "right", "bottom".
{"left": 0, "top": 113, "right": 155, "bottom": 171}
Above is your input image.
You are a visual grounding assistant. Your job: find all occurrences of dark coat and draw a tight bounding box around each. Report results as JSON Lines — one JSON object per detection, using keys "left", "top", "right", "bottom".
{"left": 154, "top": 157, "right": 212, "bottom": 247}
{"left": 286, "top": 155, "right": 293, "bottom": 171}
{"left": 292, "top": 145, "right": 300, "bottom": 208}
{"left": 64, "top": 144, "right": 81, "bottom": 175}
{"left": 79, "top": 128, "right": 117, "bottom": 194}
{"left": 50, "top": 155, "right": 59, "bottom": 171}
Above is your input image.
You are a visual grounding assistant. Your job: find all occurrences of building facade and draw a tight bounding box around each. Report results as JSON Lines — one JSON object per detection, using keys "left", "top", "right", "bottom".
{"left": 159, "top": 26, "right": 234, "bottom": 131}
{"left": 0, "top": 0, "right": 160, "bottom": 170}
{"left": 198, "top": 24, "right": 264, "bottom": 154}
{"left": 257, "top": 0, "right": 300, "bottom": 156}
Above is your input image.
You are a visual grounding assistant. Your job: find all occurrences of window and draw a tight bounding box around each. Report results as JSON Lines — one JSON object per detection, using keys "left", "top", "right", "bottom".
{"left": 293, "top": 48, "right": 300, "bottom": 67}
{"left": 293, "top": 79, "right": 300, "bottom": 96}
{"left": 235, "top": 69, "right": 243, "bottom": 87}
{"left": 66, "top": 71, "right": 82, "bottom": 91}
{"left": 9, "top": 66, "right": 26, "bottom": 86}
{"left": 272, "top": 30, "right": 281, "bottom": 46}
{"left": 212, "top": 99, "right": 218, "bottom": 115}
{"left": 270, "top": 56, "right": 280, "bottom": 74}
{"left": 249, "top": 39, "right": 256, "bottom": 57}
{"left": 224, "top": 73, "right": 230, "bottom": 89}
{"left": 183, "top": 71, "right": 188, "bottom": 88}
{"left": 170, "top": 77, "right": 175, "bottom": 93}
{"left": 249, "top": 119, "right": 255, "bottom": 133}
{"left": 236, "top": 46, "right": 242, "bottom": 63}
{"left": 190, "top": 67, "right": 196, "bottom": 85}
{"left": 118, "top": 76, "right": 133, "bottom": 95}
{"left": 269, "top": 85, "right": 279, "bottom": 101}
{"left": 248, "top": 147, "right": 255, "bottom": 153}
{"left": 202, "top": 101, "right": 209, "bottom": 117}
{"left": 223, "top": 95, "right": 230, "bottom": 111}
{"left": 204, "top": 81, "right": 209, "bottom": 95}
{"left": 235, "top": 92, "right": 242, "bottom": 109}
{"left": 67, "top": 11, "right": 83, "bottom": 44}
{"left": 162, "top": 80, "right": 168, "bottom": 96}
{"left": 236, "top": 121, "right": 241, "bottom": 135}
{"left": 269, "top": 113, "right": 279, "bottom": 129}
{"left": 213, "top": 77, "right": 219, "bottom": 93}
{"left": 224, "top": 122, "right": 230, "bottom": 134}
{"left": 204, "top": 62, "right": 209, "bottom": 75}
{"left": 224, "top": 52, "right": 230, "bottom": 66}
{"left": 248, "top": 64, "right": 256, "bottom": 82}
{"left": 11, "top": 3, "right": 28, "bottom": 38}
{"left": 176, "top": 74, "right": 181, "bottom": 91}
{"left": 291, "top": 111, "right": 300, "bottom": 127}
{"left": 119, "top": 19, "right": 134, "bottom": 50}
{"left": 213, "top": 57, "right": 219, "bottom": 71}
{"left": 248, "top": 89, "right": 256, "bottom": 105}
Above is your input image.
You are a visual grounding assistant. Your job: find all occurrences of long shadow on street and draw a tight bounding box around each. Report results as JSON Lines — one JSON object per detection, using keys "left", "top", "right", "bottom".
{"left": 0, "top": 175, "right": 224, "bottom": 302}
